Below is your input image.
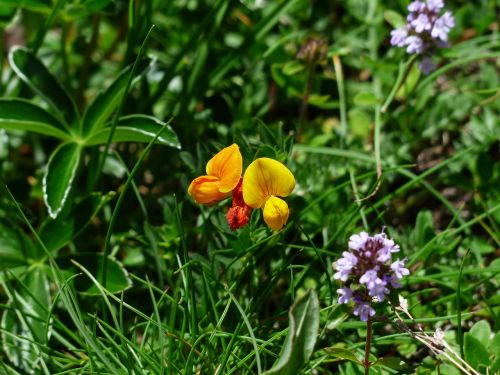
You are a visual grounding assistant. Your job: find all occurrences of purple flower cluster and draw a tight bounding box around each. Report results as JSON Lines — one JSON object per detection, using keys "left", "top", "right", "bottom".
{"left": 390, "top": 0, "right": 455, "bottom": 74}
{"left": 333, "top": 231, "right": 409, "bottom": 321}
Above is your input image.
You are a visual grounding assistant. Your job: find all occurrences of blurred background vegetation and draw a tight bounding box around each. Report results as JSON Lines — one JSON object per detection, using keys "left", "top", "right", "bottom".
{"left": 0, "top": 0, "right": 499, "bottom": 373}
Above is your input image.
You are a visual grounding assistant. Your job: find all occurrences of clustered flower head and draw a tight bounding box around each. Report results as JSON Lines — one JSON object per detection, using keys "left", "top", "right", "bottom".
{"left": 390, "top": 0, "right": 455, "bottom": 74}
{"left": 333, "top": 231, "right": 410, "bottom": 321}
{"left": 188, "top": 144, "right": 295, "bottom": 231}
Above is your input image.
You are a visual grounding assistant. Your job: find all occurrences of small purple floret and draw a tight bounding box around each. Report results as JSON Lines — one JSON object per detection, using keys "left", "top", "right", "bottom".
{"left": 390, "top": 29, "right": 408, "bottom": 47}
{"left": 337, "top": 288, "right": 353, "bottom": 304}
{"left": 390, "top": 0, "right": 455, "bottom": 74}
{"left": 353, "top": 302, "right": 376, "bottom": 322}
{"left": 333, "top": 230, "right": 409, "bottom": 321}
{"left": 391, "top": 259, "right": 410, "bottom": 279}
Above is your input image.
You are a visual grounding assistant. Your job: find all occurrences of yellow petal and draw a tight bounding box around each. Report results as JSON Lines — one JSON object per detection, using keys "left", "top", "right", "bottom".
{"left": 262, "top": 196, "right": 289, "bottom": 231}
{"left": 188, "top": 175, "right": 230, "bottom": 205}
{"left": 242, "top": 158, "right": 295, "bottom": 208}
{"left": 205, "top": 144, "right": 242, "bottom": 193}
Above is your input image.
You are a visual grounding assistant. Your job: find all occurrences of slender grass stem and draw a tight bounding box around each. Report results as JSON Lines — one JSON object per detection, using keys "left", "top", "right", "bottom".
{"left": 100, "top": 118, "right": 171, "bottom": 291}
{"left": 364, "top": 316, "right": 373, "bottom": 375}
{"left": 91, "top": 25, "right": 155, "bottom": 190}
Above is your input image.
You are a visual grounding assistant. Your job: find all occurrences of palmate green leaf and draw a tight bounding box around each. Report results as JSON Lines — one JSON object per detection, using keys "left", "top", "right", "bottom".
{"left": 43, "top": 142, "right": 82, "bottom": 219}
{"left": 8, "top": 46, "right": 79, "bottom": 128}
{"left": 39, "top": 192, "right": 115, "bottom": 254}
{"left": 58, "top": 253, "right": 132, "bottom": 295}
{"left": 85, "top": 115, "right": 180, "bottom": 148}
{"left": 263, "top": 289, "right": 319, "bottom": 375}
{"left": 0, "top": 99, "right": 71, "bottom": 140}
{"left": 82, "top": 59, "right": 152, "bottom": 136}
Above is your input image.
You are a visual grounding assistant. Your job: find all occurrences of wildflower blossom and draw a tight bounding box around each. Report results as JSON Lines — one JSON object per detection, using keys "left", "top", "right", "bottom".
{"left": 188, "top": 144, "right": 242, "bottom": 205}
{"left": 189, "top": 146, "right": 296, "bottom": 231}
{"left": 226, "top": 178, "right": 253, "bottom": 230}
{"left": 333, "top": 230, "right": 410, "bottom": 321}
{"left": 390, "top": 0, "right": 455, "bottom": 74}
{"left": 242, "top": 158, "right": 295, "bottom": 231}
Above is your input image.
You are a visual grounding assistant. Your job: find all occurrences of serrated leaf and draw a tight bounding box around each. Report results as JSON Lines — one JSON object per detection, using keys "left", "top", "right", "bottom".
{"left": 85, "top": 115, "right": 180, "bottom": 149}
{"left": 58, "top": 253, "right": 132, "bottom": 295}
{"left": 8, "top": 46, "right": 78, "bottom": 128}
{"left": 263, "top": 289, "right": 319, "bottom": 375}
{"left": 39, "top": 192, "right": 115, "bottom": 253}
{"left": 43, "top": 142, "right": 82, "bottom": 219}
{"left": 0, "top": 98, "right": 71, "bottom": 140}
{"left": 82, "top": 58, "right": 152, "bottom": 135}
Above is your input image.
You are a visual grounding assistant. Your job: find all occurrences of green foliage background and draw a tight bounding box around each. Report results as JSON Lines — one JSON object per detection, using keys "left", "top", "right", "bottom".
{"left": 0, "top": 0, "right": 498, "bottom": 373}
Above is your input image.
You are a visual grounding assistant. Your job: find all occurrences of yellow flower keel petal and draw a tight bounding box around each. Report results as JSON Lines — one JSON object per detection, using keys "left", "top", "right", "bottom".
{"left": 188, "top": 175, "right": 230, "bottom": 204}
{"left": 263, "top": 196, "right": 289, "bottom": 231}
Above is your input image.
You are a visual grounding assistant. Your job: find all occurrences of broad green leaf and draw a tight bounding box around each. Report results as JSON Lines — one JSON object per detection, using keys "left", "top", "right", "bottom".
{"left": 263, "top": 289, "right": 319, "bottom": 375}
{"left": 353, "top": 91, "right": 380, "bottom": 106}
{"left": 469, "top": 320, "right": 491, "bottom": 346}
{"left": 0, "top": 220, "right": 40, "bottom": 269}
{"left": 82, "top": 59, "right": 152, "bottom": 135}
{"left": 0, "top": 99, "right": 71, "bottom": 140}
{"left": 58, "top": 253, "right": 132, "bottom": 295}
{"left": 490, "top": 332, "right": 500, "bottom": 356}
{"left": 85, "top": 115, "right": 181, "bottom": 148}
{"left": 39, "top": 192, "right": 115, "bottom": 253}
{"left": 43, "top": 142, "right": 82, "bottom": 219}
{"left": 8, "top": 46, "right": 79, "bottom": 128}
{"left": 464, "top": 333, "right": 490, "bottom": 370}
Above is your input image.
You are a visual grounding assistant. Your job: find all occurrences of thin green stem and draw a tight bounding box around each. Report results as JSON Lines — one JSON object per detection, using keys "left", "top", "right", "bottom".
{"left": 364, "top": 316, "right": 373, "bottom": 374}
{"left": 456, "top": 249, "right": 470, "bottom": 359}
{"left": 381, "top": 55, "right": 417, "bottom": 113}
{"left": 100, "top": 118, "right": 171, "bottom": 290}
{"left": 91, "top": 25, "right": 155, "bottom": 190}
{"left": 31, "top": 0, "right": 68, "bottom": 53}
{"left": 332, "top": 54, "right": 347, "bottom": 147}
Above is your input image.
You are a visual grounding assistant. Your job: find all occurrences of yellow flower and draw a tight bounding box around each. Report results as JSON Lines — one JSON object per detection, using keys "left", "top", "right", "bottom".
{"left": 242, "top": 157, "right": 295, "bottom": 231}
{"left": 188, "top": 144, "right": 242, "bottom": 205}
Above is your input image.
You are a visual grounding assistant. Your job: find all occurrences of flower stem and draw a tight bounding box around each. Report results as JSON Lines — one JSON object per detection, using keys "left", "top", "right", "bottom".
{"left": 364, "top": 316, "right": 373, "bottom": 375}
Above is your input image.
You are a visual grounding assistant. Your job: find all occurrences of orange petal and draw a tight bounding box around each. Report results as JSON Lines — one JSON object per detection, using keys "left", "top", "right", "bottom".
{"left": 242, "top": 158, "right": 295, "bottom": 208}
{"left": 262, "top": 196, "right": 289, "bottom": 231}
{"left": 205, "top": 144, "right": 242, "bottom": 193}
{"left": 188, "top": 175, "right": 230, "bottom": 205}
